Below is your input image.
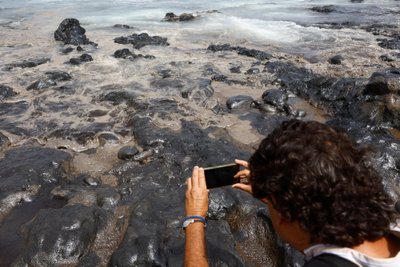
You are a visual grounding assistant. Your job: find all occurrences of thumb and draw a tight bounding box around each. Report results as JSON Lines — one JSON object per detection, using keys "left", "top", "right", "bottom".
{"left": 232, "top": 183, "right": 253, "bottom": 194}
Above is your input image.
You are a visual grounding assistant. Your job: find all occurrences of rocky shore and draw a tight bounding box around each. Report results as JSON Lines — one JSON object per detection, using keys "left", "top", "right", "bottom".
{"left": 0, "top": 6, "right": 400, "bottom": 266}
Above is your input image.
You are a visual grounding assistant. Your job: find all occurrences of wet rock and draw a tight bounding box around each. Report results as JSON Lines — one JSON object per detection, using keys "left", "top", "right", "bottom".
{"left": 113, "top": 24, "right": 133, "bottom": 29}
{"left": 230, "top": 66, "right": 241, "bottom": 73}
{"left": 26, "top": 79, "right": 57, "bottom": 91}
{"left": 69, "top": 53, "right": 93, "bottom": 65}
{"left": 378, "top": 37, "right": 400, "bottom": 50}
{"left": 13, "top": 205, "right": 109, "bottom": 266}
{"left": 350, "top": 0, "right": 364, "bottom": 3}
{"left": 99, "top": 90, "right": 136, "bottom": 105}
{"left": 117, "top": 146, "right": 139, "bottom": 160}
{"left": 3, "top": 57, "right": 50, "bottom": 71}
{"left": 114, "top": 33, "right": 169, "bottom": 49}
{"left": 328, "top": 54, "right": 344, "bottom": 65}
{"left": 133, "top": 149, "right": 154, "bottom": 162}
{"left": 60, "top": 47, "right": 74, "bottom": 54}
{"left": 208, "top": 44, "right": 272, "bottom": 61}
{"left": 245, "top": 67, "right": 260, "bottom": 75}
{"left": 0, "top": 147, "right": 71, "bottom": 223}
{"left": 380, "top": 54, "right": 395, "bottom": 62}
{"left": 310, "top": 5, "right": 336, "bottom": 13}
{"left": 262, "top": 89, "right": 289, "bottom": 113}
{"left": 0, "top": 132, "right": 10, "bottom": 150}
{"left": 226, "top": 95, "right": 254, "bottom": 110}
{"left": 211, "top": 74, "right": 249, "bottom": 86}
{"left": 77, "top": 45, "right": 84, "bottom": 51}
{"left": 0, "top": 85, "right": 17, "bottom": 99}
{"left": 84, "top": 177, "right": 98, "bottom": 187}
{"left": 98, "top": 132, "right": 119, "bottom": 146}
{"left": 45, "top": 71, "right": 72, "bottom": 81}
{"left": 364, "top": 70, "right": 400, "bottom": 96}
{"left": 88, "top": 109, "right": 108, "bottom": 117}
{"left": 181, "top": 78, "right": 214, "bottom": 101}
{"left": 0, "top": 101, "right": 29, "bottom": 117}
{"left": 114, "top": 48, "right": 138, "bottom": 59}
{"left": 163, "top": 12, "right": 195, "bottom": 22}
{"left": 113, "top": 48, "right": 154, "bottom": 60}
{"left": 54, "top": 18, "right": 92, "bottom": 45}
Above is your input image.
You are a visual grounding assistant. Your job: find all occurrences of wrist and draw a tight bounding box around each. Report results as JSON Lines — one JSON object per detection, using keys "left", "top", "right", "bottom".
{"left": 182, "top": 215, "right": 207, "bottom": 229}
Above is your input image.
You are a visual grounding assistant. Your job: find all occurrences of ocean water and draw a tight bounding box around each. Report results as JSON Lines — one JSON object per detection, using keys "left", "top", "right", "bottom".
{"left": 0, "top": 0, "right": 399, "bottom": 49}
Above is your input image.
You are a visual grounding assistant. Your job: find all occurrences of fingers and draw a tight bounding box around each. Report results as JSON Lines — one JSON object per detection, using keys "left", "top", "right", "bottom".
{"left": 191, "top": 166, "right": 199, "bottom": 187}
{"left": 186, "top": 177, "right": 192, "bottom": 191}
{"left": 234, "top": 169, "right": 250, "bottom": 179}
{"left": 198, "top": 167, "right": 206, "bottom": 188}
{"left": 232, "top": 183, "right": 253, "bottom": 195}
{"left": 235, "top": 159, "right": 249, "bottom": 168}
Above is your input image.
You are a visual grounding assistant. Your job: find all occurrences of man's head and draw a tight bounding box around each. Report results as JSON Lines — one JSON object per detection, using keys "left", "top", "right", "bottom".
{"left": 249, "top": 119, "right": 398, "bottom": 248}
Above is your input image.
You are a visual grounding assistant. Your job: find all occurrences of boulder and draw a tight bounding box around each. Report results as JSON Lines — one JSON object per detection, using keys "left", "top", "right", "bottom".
{"left": 68, "top": 53, "right": 93, "bottom": 65}
{"left": 310, "top": 5, "right": 336, "bottom": 13}
{"left": 3, "top": 57, "right": 50, "bottom": 71}
{"left": 328, "top": 55, "right": 344, "bottom": 65}
{"left": 26, "top": 79, "right": 57, "bottom": 91}
{"left": 114, "top": 33, "right": 169, "bottom": 49}
{"left": 117, "top": 146, "right": 139, "bottom": 160}
{"left": 0, "top": 85, "right": 17, "bottom": 99}
{"left": 163, "top": 12, "right": 195, "bottom": 22}
{"left": 54, "top": 18, "right": 91, "bottom": 45}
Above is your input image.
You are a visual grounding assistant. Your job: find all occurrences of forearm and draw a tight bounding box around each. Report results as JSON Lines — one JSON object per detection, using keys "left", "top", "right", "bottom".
{"left": 185, "top": 223, "right": 208, "bottom": 267}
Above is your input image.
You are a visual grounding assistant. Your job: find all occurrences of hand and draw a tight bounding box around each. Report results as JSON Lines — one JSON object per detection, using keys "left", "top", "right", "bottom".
{"left": 232, "top": 159, "right": 253, "bottom": 195}
{"left": 186, "top": 166, "right": 208, "bottom": 217}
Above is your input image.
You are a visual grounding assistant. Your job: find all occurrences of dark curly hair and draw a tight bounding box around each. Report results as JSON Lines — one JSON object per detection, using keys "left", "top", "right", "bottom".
{"left": 249, "top": 119, "right": 398, "bottom": 247}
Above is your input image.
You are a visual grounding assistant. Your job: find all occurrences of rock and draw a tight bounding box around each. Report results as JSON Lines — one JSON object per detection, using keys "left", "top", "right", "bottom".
{"left": 0, "top": 101, "right": 29, "bottom": 117}
{"left": 364, "top": 70, "right": 400, "bottom": 96}
{"left": 45, "top": 71, "right": 72, "bottom": 82}
{"left": 310, "top": 5, "right": 336, "bottom": 13}
{"left": 3, "top": 57, "right": 50, "bottom": 71}
{"left": 114, "top": 33, "right": 169, "bottom": 49}
{"left": 0, "top": 132, "right": 10, "bottom": 150}
{"left": 226, "top": 95, "right": 254, "bottom": 110}
{"left": 350, "top": 0, "right": 364, "bottom": 2}
{"left": 245, "top": 67, "right": 260, "bottom": 75}
{"left": 207, "top": 44, "right": 272, "bottom": 61}
{"left": 117, "top": 146, "right": 139, "bottom": 160}
{"left": 84, "top": 177, "right": 98, "bottom": 187}
{"left": 163, "top": 12, "right": 195, "bottom": 22}
{"left": 378, "top": 37, "right": 400, "bottom": 50}
{"left": 230, "top": 66, "right": 241, "bottom": 73}
{"left": 262, "top": 89, "right": 289, "bottom": 112}
{"left": 68, "top": 53, "right": 93, "bottom": 65}
{"left": 113, "top": 49, "right": 154, "bottom": 61}
{"left": 88, "top": 110, "right": 108, "bottom": 117}
{"left": 99, "top": 90, "right": 136, "bottom": 105}
{"left": 114, "top": 48, "right": 137, "bottom": 59}
{"left": 0, "top": 147, "right": 71, "bottom": 222}
{"left": 0, "top": 85, "right": 17, "bottom": 99}
{"left": 54, "top": 18, "right": 91, "bottom": 45}
{"left": 379, "top": 54, "right": 395, "bottom": 62}
{"left": 98, "top": 133, "right": 119, "bottom": 146}
{"left": 13, "top": 205, "right": 109, "bottom": 266}
{"left": 60, "top": 47, "right": 74, "bottom": 54}
{"left": 328, "top": 55, "right": 344, "bottom": 65}
{"left": 26, "top": 79, "right": 57, "bottom": 91}
{"left": 77, "top": 46, "right": 84, "bottom": 51}
{"left": 113, "top": 24, "right": 133, "bottom": 29}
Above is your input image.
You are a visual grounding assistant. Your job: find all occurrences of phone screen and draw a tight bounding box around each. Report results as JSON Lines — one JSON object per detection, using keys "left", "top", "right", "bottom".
{"left": 204, "top": 163, "right": 240, "bottom": 189}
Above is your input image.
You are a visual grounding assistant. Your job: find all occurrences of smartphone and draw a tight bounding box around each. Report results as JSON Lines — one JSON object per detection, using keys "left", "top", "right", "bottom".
{"left": 204, "top": 163, "right": 240, "bottom": 189}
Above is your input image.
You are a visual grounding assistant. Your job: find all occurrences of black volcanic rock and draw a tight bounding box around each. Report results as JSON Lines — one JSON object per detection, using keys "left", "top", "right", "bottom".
{"left": 310, "top": 5, "right": 336, "bottom": 13}
{"left": 26, "top": 79, "right": 57, "bottom": 91}
{"left": 0, "top": 85, "right": 17, "bottom": 99}
{"left": 328, "top": 55, "right": 344, "bottom": 65}
{"left": 226, "top": 95, "right": 254, "bottom": 110}
{"left": 68, "top": 53, "right": 93, "bottom": 65}
{"left": 3, "top": 57, "right": 50, "bottom": 71}
{"left": 114, "top": 33, "right": 169, "bottom": 49}
{"left": 207, "top": 44, "right": 272, "bottom": 61}
{"left": 163, "top": 12, "right": 195, "bottom": 22}
{"left": 54, "top": 18, "right": 91, "bottom": 45}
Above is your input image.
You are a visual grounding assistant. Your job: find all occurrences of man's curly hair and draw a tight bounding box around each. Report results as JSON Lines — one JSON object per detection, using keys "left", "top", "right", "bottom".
{"left": 249, "top": 119, "right": 398, "bottom": 247}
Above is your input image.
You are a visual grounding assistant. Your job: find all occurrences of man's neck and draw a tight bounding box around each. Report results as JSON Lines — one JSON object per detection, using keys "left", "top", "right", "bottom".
{"left": 352, "top": 235, "right": 400, "bottom": 258}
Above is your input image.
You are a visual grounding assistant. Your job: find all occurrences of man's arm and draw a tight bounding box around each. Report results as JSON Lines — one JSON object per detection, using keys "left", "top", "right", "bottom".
{"left": 184, "top": 166, "right": 209, "bottom": 267}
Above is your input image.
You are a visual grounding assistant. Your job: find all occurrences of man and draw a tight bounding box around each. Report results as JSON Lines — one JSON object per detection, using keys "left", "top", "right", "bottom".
{"left": 184, "top": 119, "right": 400, "bottom": 266}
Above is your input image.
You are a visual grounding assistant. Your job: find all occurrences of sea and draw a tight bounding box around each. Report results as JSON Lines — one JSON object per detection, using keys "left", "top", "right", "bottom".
{"left": 0, "top": 0, "right": 399, "bottom": 53}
